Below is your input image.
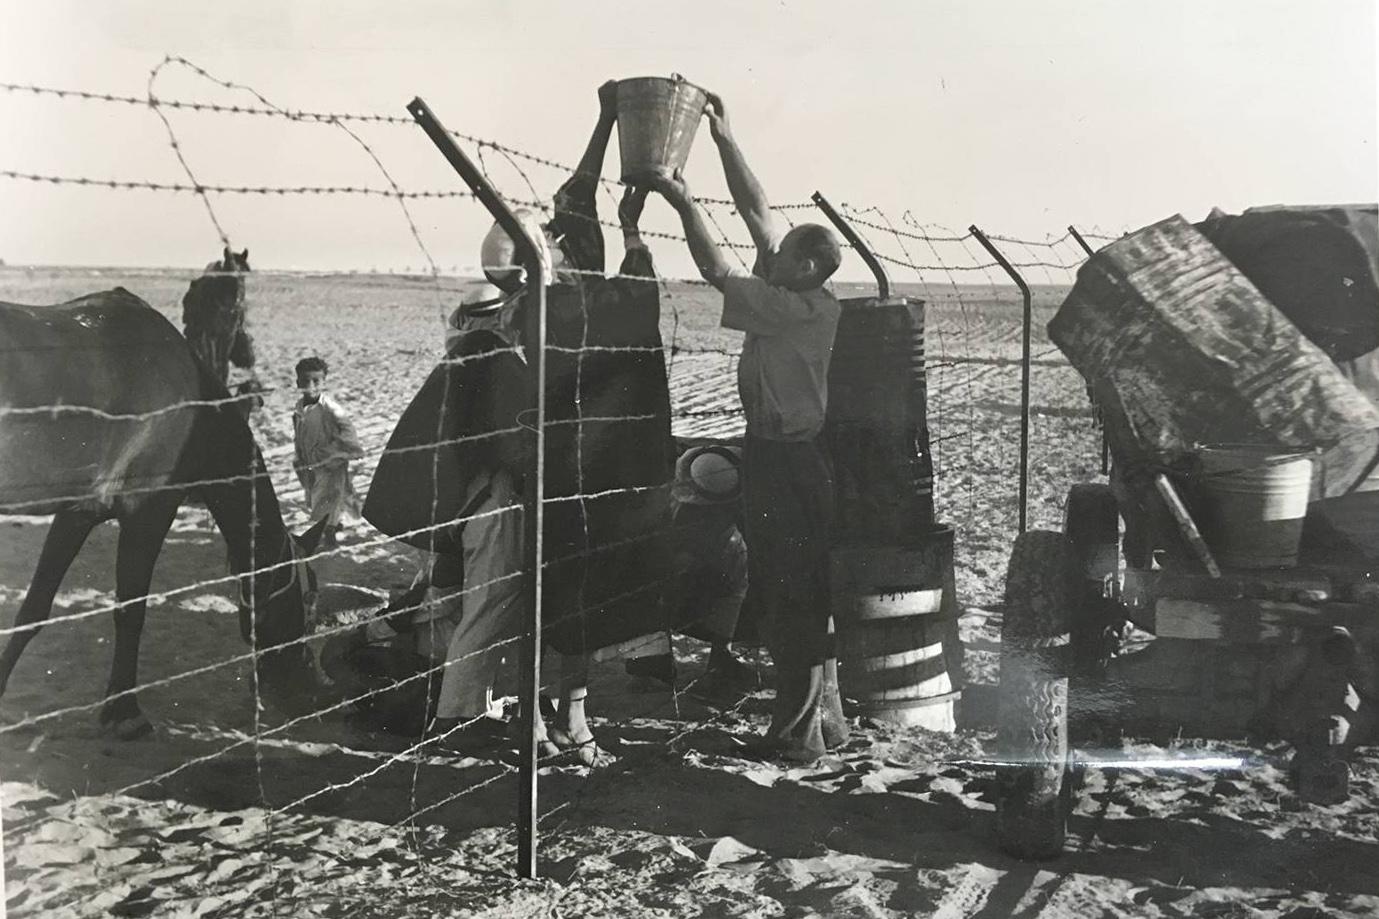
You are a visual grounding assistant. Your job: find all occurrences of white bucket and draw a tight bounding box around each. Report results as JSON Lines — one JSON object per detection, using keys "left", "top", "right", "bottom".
{"left": 1195, "top": 444, "right": 1314, "bottom": 568}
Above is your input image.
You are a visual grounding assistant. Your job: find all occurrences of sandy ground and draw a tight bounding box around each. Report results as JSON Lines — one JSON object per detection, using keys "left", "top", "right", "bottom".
{"left": 2, "top": 267, "right": 1377, "bottom": 918}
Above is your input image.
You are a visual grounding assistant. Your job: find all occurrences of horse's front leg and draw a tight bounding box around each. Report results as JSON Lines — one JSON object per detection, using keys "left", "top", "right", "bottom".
{"left": 0, "top": 509, "right": 103, "bottom": 699}
{"left": 101, "top": 498, "right": 180, "bottom": 739}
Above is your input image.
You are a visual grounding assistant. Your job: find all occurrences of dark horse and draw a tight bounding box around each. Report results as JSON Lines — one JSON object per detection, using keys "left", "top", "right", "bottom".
{"left": 184, "top": 246, "right": 254, "bottom": 387}
{"left": 0, "top": 287, "right": 321, "bottom": 739}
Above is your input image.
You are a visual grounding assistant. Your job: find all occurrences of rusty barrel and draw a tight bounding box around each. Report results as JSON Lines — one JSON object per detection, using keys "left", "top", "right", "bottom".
{"left": 831, "top": 525, "right": 961, "bottom": 731}
{"left": 824, "top": 296, "right": 933, "bottom": 545}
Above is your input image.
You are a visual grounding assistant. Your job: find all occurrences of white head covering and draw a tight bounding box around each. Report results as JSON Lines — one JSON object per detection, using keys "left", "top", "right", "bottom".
{"left": 446, "top": 282, "right": 509, "bottom": 349}
{"left": 463, "top": 282, "right": 507, "bottom": 313}
{"left": 672, "top": 445, "right": 742, "bottom": 506}
{"left": 480, "top": 209, "right": 553, "bottom": 292}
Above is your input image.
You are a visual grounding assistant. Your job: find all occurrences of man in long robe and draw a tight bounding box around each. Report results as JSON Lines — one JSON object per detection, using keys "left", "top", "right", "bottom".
{"left": 364, "top": 82, "right": 674, "bottom": 760}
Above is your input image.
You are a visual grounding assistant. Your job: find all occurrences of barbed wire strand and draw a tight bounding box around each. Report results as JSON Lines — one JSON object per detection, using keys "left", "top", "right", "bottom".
{"left": 963, "top": 230, "right": 1030, "bottom": 531}
{"left": 844, "top": 203, "right": 950, "bottom": 487}
{"left": 901, "top": 210, "right": 983, "bottom": 523}
{"left": 144, "top": 61, "right": 231, "bottom": 249}
{"left": 153, "top": 57, "right": 449, "bottom": 855}
{"left": 2, "top": 75, "right": 843, "bottom": 211}
{"left": 0, "top": 523, "right": 694, "bottom": 741}
{"left": 1, "top": 633, "right": 527, "bottom": 840}
{"left": 8, "top": 554, "right": 722, "bottom": 833}
{"left": 0, "top": 397, "right": 750, "bottom": 516}
{"left": 3, "top": 506, "right": 745, "bottom": 859}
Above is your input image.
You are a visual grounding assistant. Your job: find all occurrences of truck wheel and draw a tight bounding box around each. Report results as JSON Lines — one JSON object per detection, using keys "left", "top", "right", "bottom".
{"left": 1064, "top": 484, "right": 1128, "bottom": 680}
{"left": 995, "top": 530, "right": 1074, "bottom": 860}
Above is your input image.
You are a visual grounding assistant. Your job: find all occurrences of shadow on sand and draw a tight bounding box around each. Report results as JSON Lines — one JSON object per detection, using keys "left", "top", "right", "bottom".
{"left": 557, "top": 728, "right": 1379, "bottom": 903}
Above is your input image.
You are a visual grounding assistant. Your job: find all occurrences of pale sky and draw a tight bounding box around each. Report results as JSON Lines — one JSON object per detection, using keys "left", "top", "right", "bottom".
{"left": 1, "top": 1, "right": 1375, "bottom": 282}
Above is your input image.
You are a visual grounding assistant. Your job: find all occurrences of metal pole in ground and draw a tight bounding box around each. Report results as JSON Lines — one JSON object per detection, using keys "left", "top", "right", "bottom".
{"left": 407, "top": 97, "right": 548, "bottom": 879}
{"left": 1067, "top": 225, "right": 1110, "bottom": 476}
{"left": 811, "top": 191, "right": 892, "bottom": 299}
{"left": 969, "top": 227, "right": 1031, "bottom": 535}
{"left": 1067, "top": 225, "right": 1096, "bottom": 260}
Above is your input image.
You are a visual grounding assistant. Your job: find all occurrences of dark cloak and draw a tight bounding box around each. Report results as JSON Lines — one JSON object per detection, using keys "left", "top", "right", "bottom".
{"left": 364, "top": 247, "right": 674, "bottom": 654}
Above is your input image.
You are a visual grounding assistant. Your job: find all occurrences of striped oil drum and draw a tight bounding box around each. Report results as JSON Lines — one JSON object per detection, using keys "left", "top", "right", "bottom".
{"left": 831, "top": 525, "right": 961, "bottom": 731}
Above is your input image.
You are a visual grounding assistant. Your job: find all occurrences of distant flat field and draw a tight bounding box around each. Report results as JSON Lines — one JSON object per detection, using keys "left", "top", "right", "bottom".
{"left": 0, "top": 265, "right": 1091, "bottom": 610}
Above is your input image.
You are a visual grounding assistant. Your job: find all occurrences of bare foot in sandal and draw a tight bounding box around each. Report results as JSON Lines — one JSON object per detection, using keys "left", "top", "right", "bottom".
{"left": 528, "top": 708, "right": 562, "bottom": 760}
{"left": 548, "top": 688, "right": 615, "bottom": 767}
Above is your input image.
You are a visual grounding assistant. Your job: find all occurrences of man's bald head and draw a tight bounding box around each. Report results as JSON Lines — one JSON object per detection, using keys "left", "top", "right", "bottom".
{"left": 771, "top": 223, "right": 842, "bottom": 291}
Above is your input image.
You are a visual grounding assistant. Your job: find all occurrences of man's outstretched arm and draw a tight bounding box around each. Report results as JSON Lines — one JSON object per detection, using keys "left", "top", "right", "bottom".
{"left": 574, "top": 81, "right": 619, "bottom": 180}
{"left": 551, "top": 81, "right": 619, "bottom": 276}
{"left": 652, "top": 173, "right": 733, "bottom": 291}
{"left": 705, "top": 93, "right": 785, "bottom": 257}
{"left": 617, "top": 184, "right": 656, "bottom": 281}
{"left": 619, "top": 184, "right": 649, "bottom": 253}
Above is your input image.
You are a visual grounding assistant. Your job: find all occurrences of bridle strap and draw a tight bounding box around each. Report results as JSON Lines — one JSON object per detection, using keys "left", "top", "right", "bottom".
{"left": 237, "top": 535, "right": 302, "bottom": 609}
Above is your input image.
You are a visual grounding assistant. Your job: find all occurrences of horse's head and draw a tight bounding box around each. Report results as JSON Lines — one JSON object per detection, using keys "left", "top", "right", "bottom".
{"left": 209, "top": 247, "right": 251, "bottom": 274}
{"left": 236, "top": 518, "right": 326, "bottom": 712}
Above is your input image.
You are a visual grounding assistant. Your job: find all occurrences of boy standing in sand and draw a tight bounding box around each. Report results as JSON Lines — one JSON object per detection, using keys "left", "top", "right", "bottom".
{"left": 652, "top": 93, "right": 848, "bottom": 762}
{"left": 293, "top": 356, "right": 365, "bottom": 549}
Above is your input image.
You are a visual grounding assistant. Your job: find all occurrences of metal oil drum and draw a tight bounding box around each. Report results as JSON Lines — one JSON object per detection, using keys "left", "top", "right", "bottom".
{"left": 824, "top": 296, "right": 934, "bottom": 545}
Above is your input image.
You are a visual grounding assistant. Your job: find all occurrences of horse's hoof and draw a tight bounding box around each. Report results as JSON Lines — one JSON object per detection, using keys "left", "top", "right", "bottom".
{"left": 101, "top": 714, "right": 154, "bottom": 741}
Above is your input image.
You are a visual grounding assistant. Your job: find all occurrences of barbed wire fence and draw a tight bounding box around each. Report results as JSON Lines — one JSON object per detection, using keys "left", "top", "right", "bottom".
{"left": 0, "top": 58, "right": 1125, "bottom": 912}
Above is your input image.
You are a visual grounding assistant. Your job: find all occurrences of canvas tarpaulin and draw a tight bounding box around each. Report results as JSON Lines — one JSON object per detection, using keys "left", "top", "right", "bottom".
{"left": 1048, "top": 215, "right": 1379, "bottom": 501}
{"left": 1197, "top": 204, "right": 1379, "bottom": 364}
{"left": 1195, "top": 204, "right": 1379, "bottom": 562}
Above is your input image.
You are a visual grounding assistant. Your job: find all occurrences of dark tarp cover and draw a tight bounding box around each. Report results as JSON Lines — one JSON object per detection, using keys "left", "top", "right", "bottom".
{"left": 1196, "top": 204, "right": 1379, "bottom": 363}
{"left": 537, "top": 257, "right": 675, "bottom": 655}
{"left": 1196, "top": 204, "right": 1379, "bottom": 561}
{"left": 1048, "top": 215, "right": 1379, "bottom": 501}
{"left": 361, "top": 328, "right": 530, "bottom": 556}
{"left": 363, "top": 252, "right": 674, "bottom": 654}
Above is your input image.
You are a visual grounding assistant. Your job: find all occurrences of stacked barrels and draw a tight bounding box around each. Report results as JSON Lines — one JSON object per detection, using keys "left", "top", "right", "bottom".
{"left": 825, "top": 296, "right": 961, "bottom": 731}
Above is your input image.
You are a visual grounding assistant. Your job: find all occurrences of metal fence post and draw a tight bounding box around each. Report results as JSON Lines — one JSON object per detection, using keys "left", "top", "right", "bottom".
{"left": 969, "top": 226, "right": 1031, "bottom": 534}
{"left": 1067, "top": 225, "right": 1095, "bottom": 259}
{"left": 407, "top": 96, "right": 547, "bottom": 880}
{"left": 811, "top": 191, "right": 891, "bottom": 299}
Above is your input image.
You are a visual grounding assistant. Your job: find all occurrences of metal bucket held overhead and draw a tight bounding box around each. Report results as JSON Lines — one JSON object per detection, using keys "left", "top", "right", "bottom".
{"left": 616, "top": 74, "right": 708, "bottom": 184}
